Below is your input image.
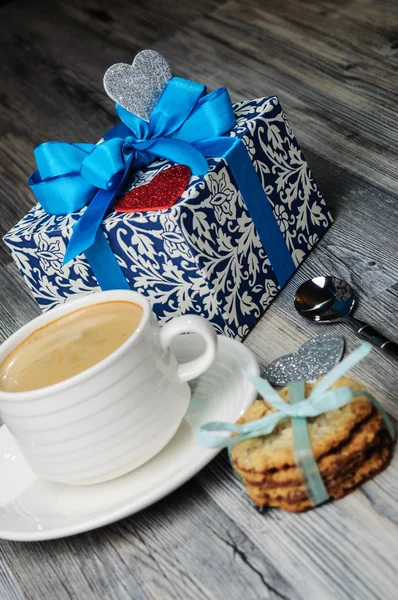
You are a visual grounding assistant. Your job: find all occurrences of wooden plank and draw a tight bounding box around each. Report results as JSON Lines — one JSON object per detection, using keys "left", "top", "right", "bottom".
{"left": 0, "top": 263, "right": 40, "bottom": 343}
{"left": 156, "top": 0, "right": 398, "bottom": 195}
{"left": 196, "top": 451, "right": 398, "bottom": 600}
{"left": 0, "top": 561, "right": 25, "bottom": 600}
{"left": 60, "top": 0, "right": 222, "bottom": 49}
{"left": 301, "top": 149, "right": 398, "bottom": 297}
{"left": 0, "top": 483, "right": 296, "bottom": 600}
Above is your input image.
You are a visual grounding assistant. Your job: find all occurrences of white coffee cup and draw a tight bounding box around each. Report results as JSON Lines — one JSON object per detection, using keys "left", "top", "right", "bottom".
{"left": 0, "top": 290, "right": 217, "bottom": 485}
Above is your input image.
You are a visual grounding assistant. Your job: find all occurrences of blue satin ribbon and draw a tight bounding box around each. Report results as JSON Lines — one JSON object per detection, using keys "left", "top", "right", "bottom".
{"left": 28, "top": 76, "right": 295, "bottom": 289}
{"left": 198, "top": 342, "right": 395, "bottom": 507}
{"left": 289, "top": 379, "right": 329, "bottom": 506}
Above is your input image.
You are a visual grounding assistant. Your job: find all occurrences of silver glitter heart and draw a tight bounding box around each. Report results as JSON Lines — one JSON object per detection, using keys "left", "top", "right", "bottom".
{"left": 262, "top": 334, "right": 344, "bottom": 387}
{"left": 103, "top": 49, "right": 172, "bottom": 122}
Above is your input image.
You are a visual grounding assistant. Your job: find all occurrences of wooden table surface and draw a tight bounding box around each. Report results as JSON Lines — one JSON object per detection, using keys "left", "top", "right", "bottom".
{"left": 0, "top": 0, "right": 397, "bottom": 598}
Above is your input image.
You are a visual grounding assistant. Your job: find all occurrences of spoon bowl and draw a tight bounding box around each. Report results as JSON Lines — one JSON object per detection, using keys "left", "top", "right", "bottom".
{"left": 294, "top": 276, "right": 398, "bottom": 357}
{"left": 294, "top": 276, "right": 355, "bottom": 323}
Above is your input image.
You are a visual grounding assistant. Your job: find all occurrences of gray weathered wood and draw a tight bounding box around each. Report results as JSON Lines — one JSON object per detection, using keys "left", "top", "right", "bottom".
{"left": 0, "top": 0, "right": 397, "bottom": 599}
{"left": 0, "top": 560, "right": 25, "bottom": 600}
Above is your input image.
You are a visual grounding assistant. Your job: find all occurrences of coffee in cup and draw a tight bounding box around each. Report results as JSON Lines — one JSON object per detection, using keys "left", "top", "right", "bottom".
{"left": 0, "top": 301, "right": 143, "bottom": 393}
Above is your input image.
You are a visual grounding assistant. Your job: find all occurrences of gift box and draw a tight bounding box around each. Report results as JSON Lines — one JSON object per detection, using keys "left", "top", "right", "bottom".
{"left": 4, "top": 63, "right": 332, "bottom": 339}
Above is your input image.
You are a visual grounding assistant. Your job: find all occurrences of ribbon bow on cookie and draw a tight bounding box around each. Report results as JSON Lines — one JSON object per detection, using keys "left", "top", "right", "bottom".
{"left": 198, "top": 342, "right": 395, "bottom": 507}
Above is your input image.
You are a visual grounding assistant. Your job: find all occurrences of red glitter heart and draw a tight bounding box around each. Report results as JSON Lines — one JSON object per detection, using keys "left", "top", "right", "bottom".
{"left": 115, "top": 165, "right": 191, "bottom": 213}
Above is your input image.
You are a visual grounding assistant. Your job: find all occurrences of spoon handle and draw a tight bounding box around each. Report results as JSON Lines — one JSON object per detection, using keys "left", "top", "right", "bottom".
{"left": 343, "top": 316, "right": 398, "bottom": 358}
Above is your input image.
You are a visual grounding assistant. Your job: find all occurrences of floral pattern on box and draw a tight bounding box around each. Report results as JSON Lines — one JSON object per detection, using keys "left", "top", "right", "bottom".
{"left": 4, "top": 96, "right": 332, "bottom": 340}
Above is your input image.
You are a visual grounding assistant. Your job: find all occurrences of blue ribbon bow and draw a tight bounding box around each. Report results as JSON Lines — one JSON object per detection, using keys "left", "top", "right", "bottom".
{"left": 198, "top": 342, "right": 395, "bottom": 506}
{"left": 28, "top": 77, "right": 295, "bottom": 290}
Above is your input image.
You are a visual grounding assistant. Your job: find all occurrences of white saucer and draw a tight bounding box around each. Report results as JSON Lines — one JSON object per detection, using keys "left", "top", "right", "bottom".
{"left": 0, "top": 335, "right": 258, "bottom": 541}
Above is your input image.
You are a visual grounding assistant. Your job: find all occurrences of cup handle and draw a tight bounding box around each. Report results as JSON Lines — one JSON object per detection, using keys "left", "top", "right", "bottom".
{"left": 159, "top": 316, "right": 217, "bottom": 382}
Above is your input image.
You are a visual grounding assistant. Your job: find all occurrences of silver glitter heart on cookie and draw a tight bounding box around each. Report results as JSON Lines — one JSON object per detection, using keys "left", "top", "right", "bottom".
{"left": 262, "top": 334, "right": 344, "bottom": 387}
{"left": 103, "top": 49, "right": 172, "bottom": 122}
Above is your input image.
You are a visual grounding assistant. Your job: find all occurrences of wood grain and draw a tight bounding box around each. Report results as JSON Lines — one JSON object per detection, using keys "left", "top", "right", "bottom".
{"left": 157, "top": 0, "right": 398, "bottom": 195}
{"left": 0, "top": 0, "right": 397, "bottom": 599}
{"left": 0, "top": 560, "right": 24, "bottom": 600}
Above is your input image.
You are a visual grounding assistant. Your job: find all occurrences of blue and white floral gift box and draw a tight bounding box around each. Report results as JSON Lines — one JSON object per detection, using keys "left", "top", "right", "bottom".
{"left": 4, "top": 95, "right": 332, "bottom": 340}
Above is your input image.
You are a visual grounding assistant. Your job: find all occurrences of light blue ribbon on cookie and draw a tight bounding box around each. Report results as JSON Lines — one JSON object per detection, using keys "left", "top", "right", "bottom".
{"left": 197, "top": 342, "right": 395, "bottom": 507}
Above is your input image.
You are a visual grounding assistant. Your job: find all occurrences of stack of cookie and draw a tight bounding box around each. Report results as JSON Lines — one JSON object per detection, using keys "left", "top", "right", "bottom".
{"left": 231, "top": 377, "right": 394, "bottom": 512}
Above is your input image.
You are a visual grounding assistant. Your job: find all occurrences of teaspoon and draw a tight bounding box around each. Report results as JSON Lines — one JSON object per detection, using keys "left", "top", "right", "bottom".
{"left": 294, "top": 276, "right": 398, "bottom": 357}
